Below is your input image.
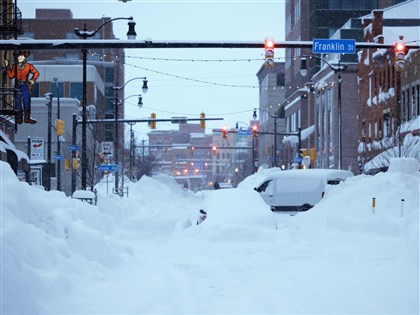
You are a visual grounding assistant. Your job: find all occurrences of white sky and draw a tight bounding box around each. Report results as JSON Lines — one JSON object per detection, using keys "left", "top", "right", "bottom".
{"left": 20, "top": 0, "right": 286, "bottom": 141}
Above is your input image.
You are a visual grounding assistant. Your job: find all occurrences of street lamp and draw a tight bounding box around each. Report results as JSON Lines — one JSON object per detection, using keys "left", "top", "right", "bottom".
{"left": 111, "top": 77, "right": 148, "bottom": 193}
{"left": 300, "top": 55, "right": 347, "bottom": 169}
{"left": 253, "top": 107, "right": 280, "bottom": 167}
{"left": 45, "top": 93, "right": 53, "bottom": 191}
{"left": 53, "top": 78, "right": 62, "bottom": 191}
{"left": 74, "top": 16, "right": 136, "bottom": 190}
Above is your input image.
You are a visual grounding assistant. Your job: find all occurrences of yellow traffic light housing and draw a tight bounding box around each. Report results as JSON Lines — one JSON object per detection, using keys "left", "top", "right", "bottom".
{"left": 72, "top": 158, "right": 80, "bottom": 170}
{"left": 150, "top": 113, "right": 156, "bottom": 129}
{"left": 200, "top": 112, "right": 206, "bottom": 129}
{"left": 56, "top": 119, "right": 65, "bottom": 136}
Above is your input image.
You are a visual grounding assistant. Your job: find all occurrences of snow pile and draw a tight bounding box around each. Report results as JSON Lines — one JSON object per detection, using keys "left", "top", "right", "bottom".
{"left": 175, "top": 188, "right": 277, "bottom": 242}
{"left": 1, "top": 158, "right": 419, "bottom": 314}
{"left": 388, "top": 157, "right": 419, "bottom": 174}
{"left": 0, "top": 163, "right": 130, "bottom": 315}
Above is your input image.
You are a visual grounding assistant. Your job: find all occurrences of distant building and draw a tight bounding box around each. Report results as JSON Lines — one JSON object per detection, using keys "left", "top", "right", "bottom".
{"left": 3, "top": 9, "right": 127, "bottom": 193}
{"left": 256, "top": 62, "right": 287, "bottom": 168}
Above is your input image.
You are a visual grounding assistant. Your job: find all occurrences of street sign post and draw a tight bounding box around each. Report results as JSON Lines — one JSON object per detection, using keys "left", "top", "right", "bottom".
{"left": 312, "top": 39, "right": 356, "bottom": 54}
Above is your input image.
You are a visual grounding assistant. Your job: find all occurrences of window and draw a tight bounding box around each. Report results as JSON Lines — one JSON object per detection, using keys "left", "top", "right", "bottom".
{"left": 31, "top": 82, "right": 40, "bottom": 97}
{"left": 105, "top": 67, "right": 115, "bottom": 83}
{"left": 383, "top": 114, "right": 390, "bottom": 138}
{"left": 51, "top": 82, "right": 64, "bottom": 98}
{"left": 277, "top": 73, "right": 285, "bottom": 86}
{"left": 416, "top": 85, "right": 420, "bottom": 117}
{"left": 70, "top": 82, "right": 83, "bottom": 100}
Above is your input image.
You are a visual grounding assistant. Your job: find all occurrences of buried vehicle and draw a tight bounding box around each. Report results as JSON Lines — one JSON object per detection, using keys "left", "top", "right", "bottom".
{"left": 254, "top": 169, "right": 353, "bottom": 212}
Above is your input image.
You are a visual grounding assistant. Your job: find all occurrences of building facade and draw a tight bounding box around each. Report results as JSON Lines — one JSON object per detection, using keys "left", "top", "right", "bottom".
{"left": 3, "top": 9, "right": 127, "bottom": 193}
{"left": 256, "top": 62, "right": 287, "bottom": 168}
{"left": 357, "top": 2, "right": 420, "bottom": 173}
{"left": 283, "top": 0, "right": 407, "bottom": 171}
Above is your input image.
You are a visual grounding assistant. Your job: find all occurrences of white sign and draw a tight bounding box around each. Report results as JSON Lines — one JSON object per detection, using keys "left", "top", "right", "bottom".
{"left": 30, "top": 138, "right": 45, "bottom": 160}
{"left": 101, "top": 141, "right": 114, "bottom": 157}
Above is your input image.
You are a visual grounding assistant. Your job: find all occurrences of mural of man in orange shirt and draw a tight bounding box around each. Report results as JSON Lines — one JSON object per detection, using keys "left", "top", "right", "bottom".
{"left": 4, "top": 50, "right": 39, "bottom": 124}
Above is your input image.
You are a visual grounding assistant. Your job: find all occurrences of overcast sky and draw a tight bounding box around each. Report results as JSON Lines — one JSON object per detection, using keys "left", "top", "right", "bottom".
{"left": 21, "top": 0, "right": 286, "bottom": 140}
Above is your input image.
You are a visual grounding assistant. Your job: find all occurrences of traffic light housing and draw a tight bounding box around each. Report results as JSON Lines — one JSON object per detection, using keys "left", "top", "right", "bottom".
{"left": 264, "top": 37, "right": 275, "bottom": 67}
{"left": 252, "top": 124, "right": 258, "bottom": 137}
{"left": 56, "top": 119, "right": 65, "bottom": 136}
{"left": 394, "top": 36, "right": 407, "bottom": 71}
{"left": 190, "top": 146, "right": 195, "bottom": 155}
{"left": 212, "top": 145, "right": 217, "bottom": 155}
{"left": 200, "top": 112, "right": 206, "bottom": 129}
{"left": 150, "top": 113, "right": 156, "bottom": 129}
{"left": 222, "top": 126, "right": 228, "bottom": 139}
{"left": 72, "top": 158, "right": 80, "bottom": 170}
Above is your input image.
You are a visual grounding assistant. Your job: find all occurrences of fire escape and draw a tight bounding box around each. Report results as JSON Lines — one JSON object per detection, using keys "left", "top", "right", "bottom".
{"left": 0, "top": 0, "right": 23, "bottom": 131}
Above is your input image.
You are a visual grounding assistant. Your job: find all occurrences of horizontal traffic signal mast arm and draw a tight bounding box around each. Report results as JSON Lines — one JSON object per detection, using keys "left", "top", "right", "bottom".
{"left": 190, "top": 146, "right": 253, "bottom": 150}
{"left": 81, "top": 117, "right": 223, "bottom": 125}
{"left": 1, "top": 39, "right": 418, "bottom": 50}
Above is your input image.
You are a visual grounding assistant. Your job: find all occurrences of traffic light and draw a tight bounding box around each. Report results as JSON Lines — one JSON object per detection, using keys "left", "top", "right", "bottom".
{"left": 56, "top": 119, "right": 65, "bottom": 136}
{"left": 212, "top": 145, "right": 217, "bottom": 155}
{"left": 252, "top": 124, "right": 258, "bottom": 137}
{"left": 222, "top": 126, "right": 228, "bottom": 139}
{"left": 190, "top": 146, "right": 195, "bottom": 155}
{"left": 149, "top": 113, "right": 156, "bottom": 129}
{"left": 200, "top": 112, "right": 206, "bottom": 129}
{"left": 65, "top": 159, "right": 71, "bottom": 171}
{"left": 72, "top": 158, "right": 80, "bottom": 170}
{"left": 394, "top": 36, "right": 407, "bottom": 71}
{"left": 264, "top": 37, "right": 275, "bottom": 67}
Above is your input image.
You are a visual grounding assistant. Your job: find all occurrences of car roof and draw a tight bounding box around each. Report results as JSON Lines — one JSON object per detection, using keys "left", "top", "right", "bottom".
{"left": 257, "top": 169, "right": 353, "bottom": 186}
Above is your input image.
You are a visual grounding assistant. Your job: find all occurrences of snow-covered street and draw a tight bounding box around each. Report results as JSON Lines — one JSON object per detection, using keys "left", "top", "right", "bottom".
{"left": 1, "top": 159, "right": 419, "bottom": 314}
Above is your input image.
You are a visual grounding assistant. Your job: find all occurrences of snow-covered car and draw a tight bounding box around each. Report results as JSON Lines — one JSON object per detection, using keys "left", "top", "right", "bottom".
{"left": 254, "top": 169, "right": 353, "bottom": 212}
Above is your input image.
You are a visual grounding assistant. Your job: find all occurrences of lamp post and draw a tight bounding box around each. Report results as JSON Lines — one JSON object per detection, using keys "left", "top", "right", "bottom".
{"left": 253, "top": 107, "right": 280, "bottom": 167}
{"left": 300, "top": 55, "right": 347, "bottom": 169}
{"left": 45, "top": 93, "right": 53, "bottom": 191}
{"left": 53, "top": 78, "right": 62, "bottom": 191}
{"left": 111, "top": 77, "right": 148, "bottom": 193}
{"left": 74, "top": 16, "right": 136, "bottom": 190}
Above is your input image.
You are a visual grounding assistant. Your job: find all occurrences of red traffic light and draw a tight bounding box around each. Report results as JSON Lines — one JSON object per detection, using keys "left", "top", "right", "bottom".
{"left": 212, "top": 145, "right": 217, "bottom": 155}
{"left": 395, "top": 42, "right": 405, "bottom": 52}
{"left": 222, "top": 126, "right": 228, "bottom": 139}
{"left": 252, "top": 125, "right": 258, "bottom": 137}
{"left": 394, "top": 36, "right": 406, "bottom": 71}
{"left": 264, "top": 37, "right": 275, "bottom": 67}
{"left": 265, "top": 38, "right": 275, "bottom": 49}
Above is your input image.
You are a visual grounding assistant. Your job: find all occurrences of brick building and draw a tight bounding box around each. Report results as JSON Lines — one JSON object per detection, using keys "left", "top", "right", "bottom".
{"left": 357, "top": 2, "right": 420, "bottom": 173}
{"left": 6, "top": 9, "right": 128, "bottom": 193}
{"left": 282, "top": 0, "right": 406, "bottom": 170}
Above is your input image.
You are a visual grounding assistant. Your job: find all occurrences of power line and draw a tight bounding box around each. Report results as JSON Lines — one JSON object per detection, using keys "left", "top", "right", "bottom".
{"left": 124, "top": 62, "right": 260, "bottom": 88}
{"left": 126, "top": 55, "right": 286, "bottom": 63}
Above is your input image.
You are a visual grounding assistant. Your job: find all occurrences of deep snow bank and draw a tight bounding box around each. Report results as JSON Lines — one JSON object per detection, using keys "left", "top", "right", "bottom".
{"left": 1, "top": 162, "right": 133, "bottom": 314}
